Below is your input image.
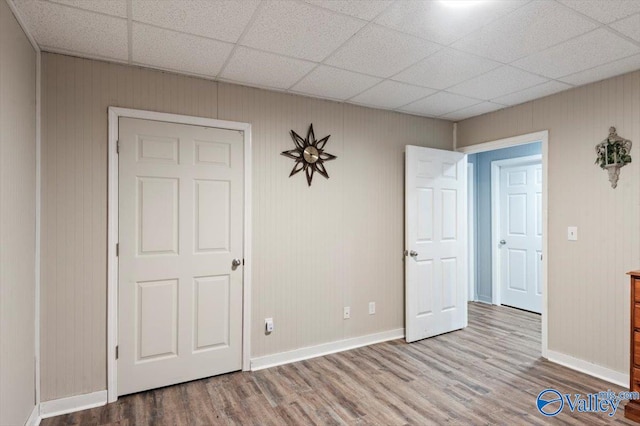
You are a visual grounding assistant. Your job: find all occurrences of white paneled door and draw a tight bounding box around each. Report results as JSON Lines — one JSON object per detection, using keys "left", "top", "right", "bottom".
{"left": 499, "top": 159, "right": 542, "bottom": 313}
{"left": 405, "top": 146, "right": 467, "bottom": 343}
{"left": 118, "top": 117, "right": 244, "bottom": 396}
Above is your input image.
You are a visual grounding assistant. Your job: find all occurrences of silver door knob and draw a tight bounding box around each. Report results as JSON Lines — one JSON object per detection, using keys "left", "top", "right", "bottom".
{"left": 499, "top": 240, "right": 506, "bottom": 246}
{"left": 409, "top": 250, "right": 418, "bottom": 257}
{"left": 232, "top": 258, "right": 242, "bottom": 268}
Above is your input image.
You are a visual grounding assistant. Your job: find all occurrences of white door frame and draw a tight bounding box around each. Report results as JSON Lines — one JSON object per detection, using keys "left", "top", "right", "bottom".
{"left": 107, "top": 107, "right": 252, "bottom": 402}
{"left": 457, "top": 130, "right": 548, "bottom": 358}
{"left": 467, "top": 162, "right": 475, "bottom": 302}
{"left": 490, "top": 154, "right": 542, "bottom": 309}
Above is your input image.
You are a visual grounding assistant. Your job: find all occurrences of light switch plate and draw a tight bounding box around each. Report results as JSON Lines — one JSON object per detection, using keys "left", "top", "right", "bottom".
{"left": 568, "top": 226, "right": 578, "bottom": 241}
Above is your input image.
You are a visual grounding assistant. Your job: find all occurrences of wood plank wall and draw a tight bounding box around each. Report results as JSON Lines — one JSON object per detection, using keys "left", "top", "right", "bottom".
{"left": 40, "top": 52, "right": 452, "bottom": 401}
{"left": 0, "top": 0, "right": 37, "bottom": 424}
{"left": 457, "top": 71, "right": 640, "bottom": 376}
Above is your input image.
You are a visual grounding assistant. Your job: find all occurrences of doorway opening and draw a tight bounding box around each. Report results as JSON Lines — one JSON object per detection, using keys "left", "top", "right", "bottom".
{"left": 457, "top": 131, "right": 548, "bottom": 357}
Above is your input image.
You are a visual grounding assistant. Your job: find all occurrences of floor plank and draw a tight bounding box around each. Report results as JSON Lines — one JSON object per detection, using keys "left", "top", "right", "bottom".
{"left": 42, "top": 303, "right": 639, "bottom": 425}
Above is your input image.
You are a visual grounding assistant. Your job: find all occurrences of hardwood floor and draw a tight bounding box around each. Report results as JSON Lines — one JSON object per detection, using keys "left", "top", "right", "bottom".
{"left": 42, "top": 303, "right": 638, "bottom": 425}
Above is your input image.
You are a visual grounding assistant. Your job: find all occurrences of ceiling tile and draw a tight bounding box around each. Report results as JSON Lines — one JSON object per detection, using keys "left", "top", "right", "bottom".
{"left": 304, "top": 0, "right": 392, "bottom": 21}
{"left": 325, "top": 25, "right": 440, "bottom": 78}
{"left": 132, "top": 0, "right": 260, "bottom": 44}
{"left": 493, "top": 81, "right": 573, "bottom": 106}
{"left": 399, "top": 91, "right": 481, "bottom": 117}
{"left": 610, "top": 13, "right": 640, "bottom": 43}
{"left": 49, "top": 0, "right": 127, "bottom": 17}
{"left": 220, "top": 47, "right": 316, "bottom": 90}
{"left": 559, "top": 53, "right": 640, "bottom": 86}
{"left": 240, "top": 1, "right": 366, "bottom": 62}
{"left": 375, "top": 0, "right": 527, "bottom": 46}
{"left": 559, "top": 0, "right": 640, "bottom": 24}
{"left": 440, "top": 102, "right": 506, "bottom": 121}
{"left": 513, "top": 29, "right": 640, "bottom": 79}
{"left": 291, "top": 66, "right": 381, "bottom": 101}
{"left": 132, "top": 24, "right": 233, "bottom": 77}
{"left": 452, "top": 1, "right": 598, "bottom": 63}
{"left": 393, "top": 48, "right": 501, "bottom": 90}
{"left": 349, "top": 81, "right": 436, "bottom": 109}
{"left": 15, "top": 0, "right": 128, "bottom": 61}
{"left": 448, "top": 66, "right": 548, "bottom": 100}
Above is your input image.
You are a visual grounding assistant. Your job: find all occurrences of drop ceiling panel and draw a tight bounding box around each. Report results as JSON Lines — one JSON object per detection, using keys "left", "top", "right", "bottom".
{"left": 49, "top": 0, "right": 127, "bottom": 17}
{"left": 493, "top": 81, "right": 573, "bottom": 106}
{"left": 559, "top": 53, "right": 640, "bottom": 86}
{"left": 132, "top": 0, "right": 260, "bottom": 43}
{"left": 240, "top": 1, "right": 366, "bottom": 62}
{"left": 393, "top": 48, "right": 501, "bottom": 90}
{"left": 513, "top": 29, "right": 640, "bottom": 79}
{"left": 15, "top": 0, "right": 128, "bottom": 61}
{"left": 304, "top": 0, "right": 393, "bottom": 21}
{"left": 349, "top": 81, "right": 435, "bottom": 109}
{"left": 400, "top": 92, "right": 481, "bottom": 117}
{"left": 448, "top": 66, "right": 548, "bottom": 100}
{"left": 559, "top": 0, "right": 640, "bottom": 24}
{"left": 13, "top": 0, "right": 640, "bottom": 121}
{"left": 291, "top": 66, "right": 381, "bottom": 101}
{"left": 220, "top": 47, "right": 316, "bottom": 90}
{"left": 441, "top": 102, "right": 506, "bottom": 121}
{"left": 610, "top": 13, "right": 640, "bottom": 43}
{"left": 375, "top": 0, "right": 527, "bottom": 46}
{"left": 325, "top": 25, "right": 440, "bottom": 78}
{"left": 132, "top": 24, "right": 233, "bottom": 77}
{"left": 452, "top": 1, "right": 598, "bottom": 63}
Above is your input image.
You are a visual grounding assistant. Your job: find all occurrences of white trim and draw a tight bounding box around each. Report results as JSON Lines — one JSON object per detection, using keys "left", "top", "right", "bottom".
{"left": 467, "top": 162, "right": 475, "bottom": 302}
{"left": 457, "top": 131, "right": 548, "bottom": 155}
{"left": 5, "top": 0, "right": 40, "bottom": 52}
{"left": 456, "top": 130, "right": 549, "bottom": 358}
{"left": 490, "top": 154, "right": 542, "bottom": 307}
{"left": 40, "top": 391, "right": 107, "bottom": 419}
{"left": 251, "top": 328, "right": 404, "bottom": 371}
{"left": 546, "top": 350, "right": 628, "bottom": 388}
{"left": 107, "top": 107, "right": 252, "bottom": 402}
{"left": 26, "top": 404, "right": 41, "bottom": 426}
{"left": 34, "top": 49, "right": 42, "bottom": 413}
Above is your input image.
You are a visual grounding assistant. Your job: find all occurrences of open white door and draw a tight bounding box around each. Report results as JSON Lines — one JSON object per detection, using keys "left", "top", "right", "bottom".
{"left": 405, "top": 146, "right": 467, "bottom": 343}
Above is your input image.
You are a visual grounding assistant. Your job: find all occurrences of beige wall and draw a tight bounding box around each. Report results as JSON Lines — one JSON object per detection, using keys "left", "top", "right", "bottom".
{"left": 40, "top": 52, "right": 452, "bottom": 401}
{"left": 458, "top": 72, "right": 640, "bottom": 375}
{"left": 0, "top": 0, "right": 37, "bottom": 424}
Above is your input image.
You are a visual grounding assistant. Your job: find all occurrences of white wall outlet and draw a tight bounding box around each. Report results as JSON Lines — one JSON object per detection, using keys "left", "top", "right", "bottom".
{"left": 265, "top": 318, "right": 274, "bottom": 334}
{"left": 369, "top": 302, "right": 375, "bottom": 315}
{"left": 568, "top": 226, "right": 578, "bottom": 241}
{"left": 343, "top": 306, "right": 350, "bottom": 320}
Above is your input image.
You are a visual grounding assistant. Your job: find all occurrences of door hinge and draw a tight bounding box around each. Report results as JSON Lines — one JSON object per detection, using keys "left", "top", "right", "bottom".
{"left": 243, "top": 259, "right": 245, "bottom": 266}
{"left": 115, "top": 345, "right": 119, "bottom": 360}
{"left": 116, "top": 243, "right": 119, "bottom": 257}
{"left": 116, "top": 140, "right": 120, "bottom": 154}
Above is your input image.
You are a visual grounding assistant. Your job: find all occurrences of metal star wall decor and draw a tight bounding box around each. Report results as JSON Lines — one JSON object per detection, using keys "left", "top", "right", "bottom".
{"left": 281, "top": 124, "right": 337, "bottom": 186}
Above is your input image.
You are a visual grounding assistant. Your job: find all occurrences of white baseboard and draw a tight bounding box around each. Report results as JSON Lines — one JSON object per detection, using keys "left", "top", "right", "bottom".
{"left": 40, "top": 390, "right": 108, "bottom": 419}
{"left": 25, "top": 404, "right": 41, "bottom": 426}
{"left": 251, "top": 328, "right": 404, "bottom": 371}
{"left": 546, "top": 349, "right": 628, "bottom": 388}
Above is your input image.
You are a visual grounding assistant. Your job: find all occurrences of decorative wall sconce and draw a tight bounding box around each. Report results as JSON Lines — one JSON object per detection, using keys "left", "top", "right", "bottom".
{"left": 595, "top": 127, "right": 632, "bottom": 188}
{"left": 281, "top": 124, "right": 337, "bottom": 186}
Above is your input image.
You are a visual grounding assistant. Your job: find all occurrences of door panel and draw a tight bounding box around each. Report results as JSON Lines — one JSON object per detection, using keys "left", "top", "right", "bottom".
{"left": 405, "top": 146, "right": 467, "bottom": 343}
{"left": 499, "top": 160, "right": 542, "bottom": 313}
{"left": 118, "top": 117, "right": 243, "bottom": 396}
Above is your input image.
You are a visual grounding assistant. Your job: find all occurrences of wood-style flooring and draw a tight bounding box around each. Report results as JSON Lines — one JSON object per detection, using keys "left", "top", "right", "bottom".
{"left": 42, "top": 303, "right": 638, "bottom": 425}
